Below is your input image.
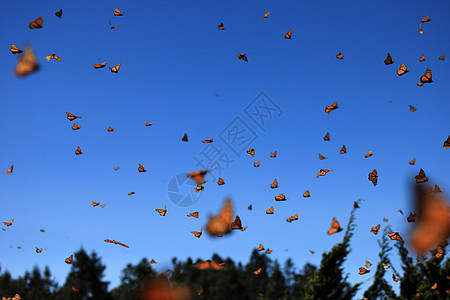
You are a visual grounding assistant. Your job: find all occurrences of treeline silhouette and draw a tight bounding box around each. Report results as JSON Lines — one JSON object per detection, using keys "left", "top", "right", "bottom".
{"left": 1, "top": 207, "right": 448, "bottom": 300}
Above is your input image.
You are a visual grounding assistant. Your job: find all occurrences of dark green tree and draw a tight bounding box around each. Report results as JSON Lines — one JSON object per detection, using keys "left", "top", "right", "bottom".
{"left": 266, "top": 260, "right": 288, "bottom": 300}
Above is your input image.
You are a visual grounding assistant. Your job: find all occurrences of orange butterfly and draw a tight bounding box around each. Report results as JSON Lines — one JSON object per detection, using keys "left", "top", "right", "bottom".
{"left": 254, "top": 268, "right": 262, "bottom": 275}
{"left": 182, "top": 133, "right": 188, "bottom": 141}
{"left": 271, "top": 179, "right": 278, "bottom": 188}
{"left": 310, "top": 250, "right": 315, "bottom": 254}
{"left": 396, "top": 63, "right": 408, "bottom": 76}
{"left": 45, "top": 54, "right": 61, "bottom": 62}
{"left": 150, "top": 259, "right": 157, "bottom": 264}
{"left": 128, "top": 192, "right": 135, "bottom": 195}
{"left": 420, "top": 68, "right": 432, "bottom": 83}
{"left": 409, "top": 158, "right": 416, "bottom": 165}
{"left": 3, "top": 218, "right": 14, "bottom": 226}
{"left": 36, "top": 247, "right": 43, "bottom": 253}
{"left": 187, "top": 170, "right": 210, "bottom": 184}
{"left": 40, "top": 229, "right": 45, "bottom": 232}
{"left": 388, "top": 232, "right": 403, "bottom": 242}
{"left": 340, "top": 145, "right": 347, "bottom": 154}
{"left": 114, "top": 167, "right": 120, "bottom": 171}
{"left": 407, "top": 212, "right": 416, "bottom": 223}
{"left": 144, "top": 122, "right": 154, "bottom": 126}
{"left": 384, "top": 53, "right": 394, "bottom": 65}
{"left": 371, "top": 224, "right": 380, "bottom": 235}
{"left": 72, "top": 124, "right": 81, "bottom": 130}
{"left": 29, "top": 17, "right": 43, "bottom": 29}
{"left": 5, "top": 165, "right": 13, "bottom": 175}
{"left": 104, "top": 239, "right": 129, "bottom": 248}
{"left": 254, "top": 161, "right": 260, "bottom": 167}
{"left": 110, "top": 62, "right": 121, "bottom": 73}
{"left": 107, "top": 126, "right": 114, "bottom": 132}
{"left": 415, "top": 169, "right": 428, "bottom": 183}
{"left": 419, "top": 54, "right": 425, "bottom": 62}
{"left": 248, "top": 205, "right": 252, "bottom": 210}
{"left": 421, "top": 16, "right": 431, "bottom": 23}
{"left": 75, "top": 147, "right": 82, "bottom": 155}
{"left": 101, "top": 204, "right": 106, "bottom": 208}
{"left": 324, "top": 132, "right": 330, "bottom": 141}
{"left": 218, "top": 22, "right": 224, "bottom": 30}
{"left": 55, "top": 9, "right": 63, "bottom": 18}
{"left": 362, "top": 151, "right": 373, "bottom": 159}
{"left": 286, "top": 214, "right": 298, "bottom": 222}
{"left": 191, "top": 228, "right": 202, "bottom": 238}
{"left": 138, "top": 164, "right": 147, "bottom": 172}
{"left": 325, "top": 101, "right": 338, "bottom": 114}
{"left": 365, "top": 260, "right": 372, "bottom": 268}
{"left": 257, "top": 244, "right": 264, "bottom": 251}
{"left": 241, "top": 226, "right": 248, "bottom": 232}
{"left": 303, "top": 190, "right": 310, "bottom": 197}
{"left": 367, "top": 169, "right": 378, "bottom": 186}
{"left": 10, "top": 44, "right": 23, "bottom": 54}
{"left": 265, "top": 249, "right": 272, "bottom": 254}
{"left": 261, "top": 12, "right": 270, "bottom": 18}
{"left": 443, "top": 136, "right": 450, "bottom": 148}
{"left": 433, "top": 185, "right": 442, "bottom": 194}
{"left": 92, "top": 202, "right": 100, "bottom": 207}
{"left": 266, "top": 207, "right": 274, "bottom": 214}
{"left": 187, "top": 212, "right": 199, "bottom": 218}
{"left": 358, "top": 268, "right": 370, "bottom": 275}
{"left": 270, "top": 151, "right": 277, "bottom": 158}
{"left": 383, "top": 218, "right": 389, "bottom": 222}
{"left": 439, "top": 55, "right": 446, "bottom": 60}
{"left": 202, "top": 138, "right": 213, "bottom": 143}
{"left": 155, "top": 205, "right": 167, "bottom": 216}
{"left": 317, "top": 169, "right": 332, "bottom": 178}
{"left": 72, "top": 286, "right": 79, "bottom": 292}
{"left": 392, "top": 274, "right": 402, "bottom": 282}
{"left": 231, "top": 216, "right": 243, "bottom": 230}
{"left": 419, "top": 24, "right": 424, "bottom": 34}
{"left": 93, "top": 62, "right": 107, "bottom": 69}
{"left": 319, "top": 153, "right": 327, "bottom": 160}
{"left": 327, "top": 217, "right": 343, "bottom": 235}
{"left": 275, "top": 194, "right": 286, "bottom": 201}
{"left": 336, "top": 53, "right": 344, "bottom": 59}
{"left": 409, "top": 105, "right": 417, "bottom": 112}
{"left": 434, "top": 247, "right": 444, "bottom": 259}
{"left": 284, "top": 29, "right": 292, "bottom": 39}
{"left": 109, "top": 20, "right": 119, "bottom": 29}
{"left": 195, "top": 184, "right": 204, "bottom": 192}
{"left": 15, "top": 45, "right": 39, "bottom": 77}
{"left": 237, "top": 53, "right": 248, "bottom": 62}
{"left": 113, "top": 8, "right": 123, "bottom": 16}
{"left": 206, "top": 198, "right": 233, "bottom": 236}
{"left": 431, "top": 283, "right": 437, "bottom": 290}
{"left": 246, "top": 148, "right": 255, "bottom": 156}
{"left": 217, "top": 177, "right": 225, "bottom": 185}
{"left": 66, "top": 112, "right": 81, "bottom": 121}
{"left": 65, "top": 254, "right": 73, "bottom": 264}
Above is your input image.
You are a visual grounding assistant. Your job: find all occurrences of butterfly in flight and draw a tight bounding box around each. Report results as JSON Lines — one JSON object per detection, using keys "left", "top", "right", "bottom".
{"left": 319, "top": 153, "right": 327, "bottom": 160}
{"left": 66, "top": 112, "right": 81, "bottom": 121}
{"left": 144, "top": 122, "right": 154, "bottom": 126}
{"left": 138, "top": 164, "right": 147, "bottom": 172}
{"left": 443, "top": 136, "right": 449, "bottom": 148}
{"left": 55, "top": 9, "right": 63, "bottom": 18}
{"left": 284, "top": 29, "right": 292, "bottom": 39}
{"left": 421, "top": 16, "right": 431, "bottom": 22}
{"left": 254, "top": 161, "right": 260, "bottom": 167}
{"left": 419, "top": 54, "right": 425, "bottom": 62}
{"left": 187, "top": 212, "right": 199, "bottom": 218}
{"left": 270, "top": 151, "right": 277, "bottom": 158}
{"left": 336, "top": 53, "right": 344, "bottom": 59}
{"left": 388, "top": 232, "right": 403, "bottom": 242}
{"left": 65, "top": 254, "right": 73, "bottom": 264}
{"left": 206, "top": 198, "right": 233, "bottom": 237}
{"left": 323, "top": 132, "right": 330, "bottom": 141}
{"left": 271, "top": 179, "right": 278, "bottom": 188}
{"left": 104, "top": 239, "right": 129, "bottom": 248}
{"left": 237, "top": 53, "right": 248, "bottom": 62}
{"left": 45, "top": 54, "right": 61, "bottom": 62}
{"left": 340, "top": 145, "right": 347, "bottom": 154}
{"left": 29, "top": 16, "right": 43, "bottom": 29}
{"left": 286, "top": 214, "right": 298, "bottom": 222}
{"left": 420, "top": 68, "right": 432, "bottom": 83}
{"left": 5, "top": 165, "right": 13, "bottom": 175}
{"left": 415, "top": 169, "right": 428, "bottom": 183}
{"left": 113, "top": 8, "right": 123, "bottom": 16}
{"left": 397, "top": 63, "right": 408, "bottom": 76}
{"left": 72, "top": 124, "right": 81, "bottom": 130}
{"left": 327, "top": 217, "right": 343, "bottom": 235}
{"left": 218, "top": 22, "right": 224, "bottom": 30}
{"left": 368, "top": 169, "right": 378, "bottom": 186}
{"left": 3, "top": 218, "right": 14, "bottom": 226}
{"left": 364, "top": 151, "right": 373, "bottom": 158}
{"left": 261, "top": 12, "right": 270, "bottom": 18}
{"left": 438, "top": 55, "right": 446, "bottom": 60}
{"left": 409, "top": 158, "right": 416, "bottom": 165}
{"left": 202, "top": 138, "right": 213, "bottom": 143}
{"left": 231, "top": 216, "right": 244, "bottom": 230}
{"left": 275, "top": 194, "right": 286, "bottom": 201}
{"left": 10, "top": 44, "right": 23, "bottom": 54}
{"left": 75, "top": 147, "right": 82, "bottom": 155}
{"left": 266, "top": 207, "right": 274, "bottom": 214}
{"left": 107, "top": 126, "right": 114, "bottom": 132}
{"left": 15, "top": 45, "right": 39, "bottom": 77}
{"left": 384, "top": 53, "right": 394, "bottom": 65}
{"left": 325, "top": 101, "right": 338, "bottom": 114}
{"left": 217, "top": 177, "right": 225, "bottom": 186}
{"left": 317, "top": 169, "right": 332, "bottom": 178}
{"left": 246, "top": 148, "right": 255, "bottom": 157}
{"left": 155, "top": 205, "right": 167, "bottom": 216}
{"left": 371, "top": 224, "right": 380, "bottom": 235}
{"left": 93, "top": 62, "right": 107, "bottom": 69}
{"left": 187, "top": 169, "right": 210, "bottom": 184}
{"left": 358, "top": 267, "right": 370, "bottom": 275}
{"left": 182, "top": 133, "right": 188, "bottom": 141}
{"left": 303, "top": 190, "right": 310, "bottom": 197}
{"left": 110, "top": 62, "right": 121, "bottom": 73}
{"left": 109, "top": 21, "right": 119, "bottom": 29}
{"left": 191, "top": 228, "right": 202, "bottom": 238}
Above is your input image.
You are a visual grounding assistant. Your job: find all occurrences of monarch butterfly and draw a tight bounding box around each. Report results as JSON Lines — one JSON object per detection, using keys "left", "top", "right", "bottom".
{"left": 383, "top": 218, "right": 389, "bottom": 222}
{"left": 384, "top": 53, "right": 394, "bottom": 65}
{"left": 392, "top": 274, "right": 401, "bottom": 282}
{"left": 66, "top": 112, "right": 81, "bottom": 121}
{"left": 397, "top": 209, "right": 404, "bottom": 215}
{"left": 93, "top": 62, "right": 107, "bottom": 69}
{"left": 265, "top": 249, "right": 272, "bottom": 254}
{"left": 358, "top": 267, "right": 370, "bottom": 275}
{"left": 202, "top": 138, "right": 213, "bottom": 143}
{"left": 270, "top": 151, "right": 277, "bottom": 158}
{"left": 336, "top": 53, "right": 344, "bottom": 59}
{"left": 433, "top": 185, "right": 442, "bottom": 194}
{"left": 72, "top": 124, "right": 81, "bottom": 130}
{"left": 150, "top": 259, "right": 157, "bottom": 264}
{"left": 248, "top": 204, "right": 252, "bottom": 210}
{"left": 340, "top": 145, "right": 347, "bottom": 154}
{"left": 396, "top": 63, "right": 408, "bottom": 76}
{"left": 257, "top": 244, "right": 264, "bottom": 251}
{"left": 364, "top": 151, "right": 373, "bottom": 158}
{"left": 191, "top": 228, "right": 202, "bottom": 238}
{"left": 237, "top": 53, "right": 248, "bottom": 62}
{"left": 138, "top": 164, "right": 147, "bottom": 172}
{"left": 415, "top": 169, "right": 428, "bottom": 183}
{"left": 325, "top": 101, "right": 338, "bottom": 114}
{"left": 29, "top": 17, "right": 43, "bottom": 29}
{"left": 101, "top": 204, "right": 106, "bottom": 208}
{"left": 354, "top": 202, "right": 360, "bottom": 209}
{"left": 388, "top": 232, "right": 403, "bottom": 242}
{"left": 421, "top": 16, "right": 431, "bottom": 23}
{"left": 75, "top": 146, "right": 82, "bottom": 155}
{"left": 419, "top": 24, "right": 424, "bottom": 34}
{"left": 55, "top": 9, "right": 63, "bottom": 18}
{"left": 144, "top": 122, "right": 154, "bottom": 126}
{"left": 431, "top": 283, "right": 437, "bottom": 289}
{"left": 303, "top": 190, "right": 310, "bottom": 197}
{"left": 409, "top": 105, "right": 417, "bottom": 112}
{"left": 407, "top": 212, "right": 417, "bottom": 223}
{"left": 286, "top": 214, "right": 298, "bottom": 222}
{"left": 420, "top": 68, "right": 432, "bottom": 83}
{"left": 318, "top": 153, "right": 327, "bottom": 160}
{"left": 187, "top": 169, "right": 210, "bottom": 184}
{"left": 182, "top": 133, "right": 188, "bottom": 141}
{"left": 15, "top": 45, "right": 39, "bottom": 77}
{"left": 383, "top": 264, "right": 390, "bottom": 269}
{"left": 45, "top": 54, "right": 61, "bottom": 62}
{"left": 246, "top": 148, "right": 255, "bottom": 157}
{"left": 317, "top": 169, "right": 332, "bottom": 178}
{"left": 439, "top": 55, "right": 446, "bottom": 60}
{"left": 218, "top": 22, "right": 224, "bottom": 30}
{"left": 371, "top": 224, "right": 380, "bottom": 235}
{"left": 271, "top": 179, "right": 278, "bottom": 188}
{"left": 40, "top": 229, "right": 45, "bottom": 232}
{"left": 206, "top": 198, "right": 233, "bottom": 236}
{"left": 231, "top": 216, "right": 243, "bottom": 230}
{"left": 284, "top": 29, "right": 292, "bottom": 39}
{"left": 254, "top": 268, "right": 262, "bottom": 275}
{"left": 109, "top": 20, "right": 119, "bottom": 29}
{"left": 365, "top": 260, "right": 372, "bottom": 268}
{"left": 155, "top": 205, "right": 167, "bottom": 216}
{"left": 114, "top": 167, "right": 120, "bottom": 171}
{"left": 266, "top": 207, "right": 274, "bottom": 214}
{"left": 105, "top": 239, "right": 129, "bottom": 248}
{"left": 275, "top": 194, "right": 286, "bottom": 201}
{"left": 72, "top": 286, "right": 79, "bottom": 292}
{"left": 65, "top": 254, "right": 73, "bottom": 264}
{"left": 113, "top": 8, "right": 123, "bottom": 16}
{"left": 310, "top": 250, "right": 315, "bottom": 254}
{"left": 217, "top": 177, "right": 225, "bottom": 186}
{"left": 254, "top": 161, "right": 260, "bottom": 167}
{"left": 419, "top": 54, "right": 425, "bottom": 62}
{"left": 10, "top": 44, "right": 23, "bottom": 54}
{"left": 194, "top": 260, "right": 224, "bottom": 270}
{"left": 368, "top": 169, "right": 378, "bottom": 186}
{"left": 3, "top": 218, "right": 14, "bottom": 226}
{"left": 107, "top": 126, "right": 114, "bottom": 132}
{"left": 195, "top": 184, "right": 204, "bottom": 192}
{"left": 92, "top": 202, "right": 100, "bottom": 207}
{"left": 261, "top": 12, "right": 270, "bottom": 18}
{"left": 110, "top": 62, "right": 121, "bottom": 73}
{"left": 435, "top": 247, "right": 444, "bottom": 259}
{"left": 443, "top": 136, "right": 450, "bottom": 148}
{"left": 5, "top": 165, "right": 13, "bottom": 175}
{"left": 187, "top": 212, "right": 199, "bottom": 218}
{"left": 128, "top": 192, "right": 135, "bottom": 195}
{"left": 327, "top": 217, "right": 343, "bottom": 235}
{"left": 324, "top": 132, "right": 330, "bottom": 141}
{"left": 36, "top": 247, "right": 43, "bottom": 253}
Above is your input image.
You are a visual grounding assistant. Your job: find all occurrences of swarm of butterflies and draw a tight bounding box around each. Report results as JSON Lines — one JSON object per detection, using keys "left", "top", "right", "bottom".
{"left": 5, "top": 7, "right": 450, "bottom": 299}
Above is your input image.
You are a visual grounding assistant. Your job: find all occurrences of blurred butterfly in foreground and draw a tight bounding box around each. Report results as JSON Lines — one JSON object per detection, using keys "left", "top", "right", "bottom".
{"left": 5, "top": 165, "right": 13, "bottom": 175}
{"left": 110, "top": 62, "right": 121, "bottom": 73}
{"left": 155, "top": 205, "right": 167, "bottom": 216}
{"left": 327, "top": 217, "right": 343, "bottom": 235}
{"left": 104, "top": 239, "right": 129, "bottom": 248}
{"left": 10, "top": 44, "right": 23, "bottom": 54}
{"left": 65, "top": 254, "right": 73, "bottom": 264}
{"left": 206, "top": 198, "right": 234, "bottom": 237}
{"left": 415, "top": 169, "right": 428, "bottom": 183}
{"left": 55, "top": 9, "right": 63, "bottom": 18}
{"left": 384, "top": 53, "right": 394, "bottom": 65}
{"left": 113, "top": 8, "right": 123, "bottom": 16}
{"left": 29, "top": 16, "right": 43, "bottom": 29}
{"left": 336, "top": 53, "right": 344, "bottom": 59}
{"left": 237, "top": 53, "right": 248, "bottom": 62}
{"left": 45, "top": 54, "right": 61, "bottom": 62}
{"left": 66, "top": 112, "right": 81, "bottom": 121}
{"left": 396, "top": 63, "right": 408, "bottom": 76}
{"left": 261, "top": 12, "right": 270, "bottom": 18}
{"left": 93, "top": 62, "right": 107, "bottom": 69}
{"left": 187, "top": 169, "right": 210, "bottom": 184}
{"left": 368, "top": 169, "right": 378, "bottom": 186}
{"left": 420, "top": 68, "right": 432, "bottom": 83}
{"left": 15, "top": 45, "right": 39, "bottom": 77}
{"left": 284, "top": 29, "right": 292, "bottom": 39}
{"left": 325, "top": 101, "right": 338, "bottom": 114}
{"left": 218, "top": 22, "right": 224, "bottom": 30}
{"left": 138, "top": 164, "right": 147, "bottom": 172}
{"left": 194, "top": 260, "right": 224, "bottom": 270}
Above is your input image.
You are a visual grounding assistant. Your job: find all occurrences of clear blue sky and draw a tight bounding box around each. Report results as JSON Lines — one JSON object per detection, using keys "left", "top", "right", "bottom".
{"left": 1, "top": 0, "right": 449, "bottom": 297}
